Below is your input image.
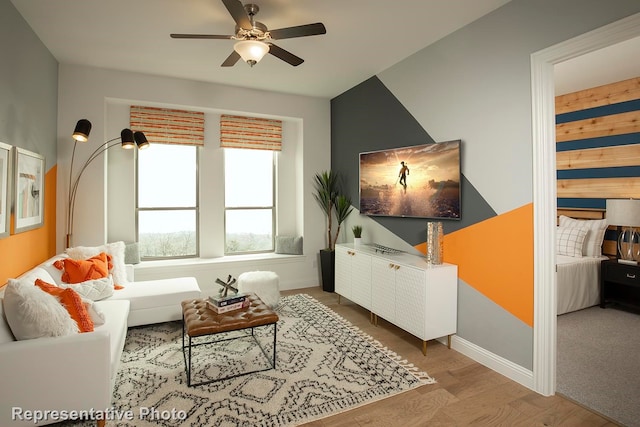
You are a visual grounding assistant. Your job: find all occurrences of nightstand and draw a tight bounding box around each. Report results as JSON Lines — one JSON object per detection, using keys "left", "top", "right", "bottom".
{"left": 600, "top": 259, "right": 640, "bottom": 311}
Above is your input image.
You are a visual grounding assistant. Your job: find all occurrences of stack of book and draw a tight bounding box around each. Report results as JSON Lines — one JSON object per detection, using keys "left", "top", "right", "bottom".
{"left": 206, "top": 293, "right": 249, "bottom": 314}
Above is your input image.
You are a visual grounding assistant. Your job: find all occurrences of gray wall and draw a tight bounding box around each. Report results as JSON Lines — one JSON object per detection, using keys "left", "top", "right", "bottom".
{"left": 331, "top": 0, "right": 640, "bottom": 371}
{"left": 0, "top": 0, "right": 58, "bottom": 171}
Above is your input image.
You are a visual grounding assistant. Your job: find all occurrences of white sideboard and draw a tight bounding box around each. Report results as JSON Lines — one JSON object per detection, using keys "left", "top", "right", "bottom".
{"left": 335, "top": 243, "right": 458, "bottom": 355}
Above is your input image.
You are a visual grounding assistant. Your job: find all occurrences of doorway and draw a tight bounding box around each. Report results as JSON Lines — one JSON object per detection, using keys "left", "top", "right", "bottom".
{"left": 531, "top": 12, "right": 640, "bottom": 396}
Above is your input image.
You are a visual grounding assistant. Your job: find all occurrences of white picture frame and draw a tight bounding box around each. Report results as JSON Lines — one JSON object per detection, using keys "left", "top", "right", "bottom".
{"left": 0, "top": 142, "right": 11, "bottom": 238}
{"left": 14, "top": 147, "right": 45, "bottom": 234}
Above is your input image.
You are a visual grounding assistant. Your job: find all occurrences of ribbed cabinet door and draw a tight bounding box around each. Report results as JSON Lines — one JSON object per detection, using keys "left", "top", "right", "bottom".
{"left": 394, "top": 264, "right": 426, "bottom": 339}
{"left": 350, "top": 251, "right": 372, "bottom": 309}
{"left": 335, "top": 245, "right": 351, "bottom": 299}
{"left": 371, "top": 257, "right": 396, "bottom": 322}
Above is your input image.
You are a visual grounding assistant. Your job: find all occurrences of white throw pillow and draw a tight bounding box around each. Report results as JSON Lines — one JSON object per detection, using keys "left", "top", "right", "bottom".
{"left": 3, "top": 278, "right": 78, "bottom": 340}
{"left": 558, "top": 215, "right": 608, "bottom": 257}
{"left": 66, "top": 241, "right": 129, "bottom": 287}
{"left": 82, "top": 299, "right": 106, "bottom": 325}
{"left": 556, "top": 226, "right": 588, "bottom": 257}
{"left": 58, "top": 276, "right": 115, "bottom": 301}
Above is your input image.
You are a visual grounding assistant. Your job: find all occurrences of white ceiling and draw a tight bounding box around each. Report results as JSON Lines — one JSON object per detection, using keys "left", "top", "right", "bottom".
{"left": 10, "top": 1, "right": 638, "bottom": 99}
{"left": 11, "top": 0, "right": 512, "bottom": 98}
{"left": 554, "top": 35, "right": 640, "bottom": 96}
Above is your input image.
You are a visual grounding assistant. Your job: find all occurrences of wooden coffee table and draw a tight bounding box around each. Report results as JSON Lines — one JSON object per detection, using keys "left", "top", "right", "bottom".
{"left": 181, "top": 293, "right": 279, "bottom": 386}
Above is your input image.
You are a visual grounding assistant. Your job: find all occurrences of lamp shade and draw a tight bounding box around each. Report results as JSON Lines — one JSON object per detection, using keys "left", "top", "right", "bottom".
{"left": 120, "top": 129, "right": 135, "bottom": 149}
{"left": 134, "top": 131, "right": 150, "bottom": 149}
{"left": 233, "top": 40, "right": 270, "bottom": 66}
{"left": 72, "top": 119, "right": 92, "bottom": 142}
{"left": 606, "top": 199, "right": 640, "bottom": 227}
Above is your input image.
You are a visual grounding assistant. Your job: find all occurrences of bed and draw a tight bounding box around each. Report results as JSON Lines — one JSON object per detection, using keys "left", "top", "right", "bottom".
{"left": 556, "top": 209, "right": 611, "bottom": 315}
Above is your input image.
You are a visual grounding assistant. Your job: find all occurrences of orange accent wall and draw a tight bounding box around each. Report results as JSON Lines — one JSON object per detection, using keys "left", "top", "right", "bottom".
{"left": 416, "top": 204, "right": 534, "bottom": 326}
{"left": 0, "top": 166, "right": 57, "bottom": 286}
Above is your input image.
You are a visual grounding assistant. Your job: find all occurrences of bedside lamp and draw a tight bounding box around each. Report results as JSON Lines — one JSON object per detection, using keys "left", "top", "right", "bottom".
{"left": 606, "top": 199, "right": 640, "bottom": 265}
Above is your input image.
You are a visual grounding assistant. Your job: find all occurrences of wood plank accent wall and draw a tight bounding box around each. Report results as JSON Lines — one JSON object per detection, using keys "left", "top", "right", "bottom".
{"left": 556, "top": 77, "right": 640, "bottom": 257}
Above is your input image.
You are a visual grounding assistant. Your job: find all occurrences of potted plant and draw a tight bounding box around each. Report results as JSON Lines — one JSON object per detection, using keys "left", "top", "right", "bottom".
{"left": 313, "top": 171, "right": 353, "bottom": 292}
{"left": 352, "top": 225, "right": 363, "bottom": 247}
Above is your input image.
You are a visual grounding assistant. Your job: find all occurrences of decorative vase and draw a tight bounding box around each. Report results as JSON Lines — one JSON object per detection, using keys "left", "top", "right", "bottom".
{"left": 319, "top": 249, "right": 335, "bottom": 292}
{"left": 354, "top": 237, "right": 362, "bottom": 247}
{"left": 426, "top": 221, "right": 443, "bottom": 265}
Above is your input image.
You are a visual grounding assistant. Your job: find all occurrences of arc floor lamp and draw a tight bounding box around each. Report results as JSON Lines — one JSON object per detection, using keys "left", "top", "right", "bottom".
{"left": 66, "top": 119, "right": 149, "bottom": 248}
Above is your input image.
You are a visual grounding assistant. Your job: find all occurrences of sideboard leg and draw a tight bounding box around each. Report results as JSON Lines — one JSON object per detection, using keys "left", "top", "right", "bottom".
{"left": 447, "top": 334, "right": 452, "bottom": 349}
{"left": 337, "top": 294, "right": 341, "bottom": 304}
{"left": 422, "top": 340, "right": 427, "bottom": 356}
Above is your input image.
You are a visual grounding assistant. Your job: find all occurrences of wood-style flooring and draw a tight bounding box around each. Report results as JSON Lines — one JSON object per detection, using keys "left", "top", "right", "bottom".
{"left": 282, "top": 287, "right": 619, "bottom": 427}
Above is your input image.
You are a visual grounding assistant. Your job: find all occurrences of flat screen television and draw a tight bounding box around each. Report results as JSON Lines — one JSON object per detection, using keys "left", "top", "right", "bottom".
{"left": 359, "top": 140, "right": 461, "bottom": 219}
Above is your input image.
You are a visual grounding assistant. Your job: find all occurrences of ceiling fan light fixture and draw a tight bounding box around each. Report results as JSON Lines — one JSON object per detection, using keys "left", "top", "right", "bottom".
{"left": 234, "top": 40, "right": 269, "bottom": 66}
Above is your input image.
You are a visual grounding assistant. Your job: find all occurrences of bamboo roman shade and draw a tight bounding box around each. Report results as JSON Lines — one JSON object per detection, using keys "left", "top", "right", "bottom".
{"left": 220, "top": 114, "right": 282, "bottom": 151}
{"left": 130, "top": 106, "right": 205, "bottom": 146}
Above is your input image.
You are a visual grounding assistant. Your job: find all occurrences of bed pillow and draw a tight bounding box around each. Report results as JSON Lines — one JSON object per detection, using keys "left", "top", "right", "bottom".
{"left": 558, "top": 215, "right": 608, "bottom": 257}
{"left": 66, "top": 241, "right": 129, "bottom": 287}
{"left": 557, "top": 226, "right": 588, "bottom": 257}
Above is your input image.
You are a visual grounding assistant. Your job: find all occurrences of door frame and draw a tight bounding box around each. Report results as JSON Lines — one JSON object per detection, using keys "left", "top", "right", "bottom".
{"left": 531, "top": 12, "right": 640, "bottom": 396}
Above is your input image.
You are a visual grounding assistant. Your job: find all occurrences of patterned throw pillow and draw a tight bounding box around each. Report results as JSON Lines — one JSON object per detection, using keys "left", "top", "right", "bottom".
{"left": 556, "top": 226, "right": 588, "bottom": 257}
{"left": 558, "top": 215, "right": 608, "bottom": 257}
{"left": 54, "top": 252, "right": 112, "bottom": 284}
{"left": 35, "top": 279, "right": 94, "bottom": 333}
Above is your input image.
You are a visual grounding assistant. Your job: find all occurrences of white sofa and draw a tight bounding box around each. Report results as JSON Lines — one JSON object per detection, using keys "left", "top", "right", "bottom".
{"left": 0, "top": 254, "right": 201, "bottom": 426}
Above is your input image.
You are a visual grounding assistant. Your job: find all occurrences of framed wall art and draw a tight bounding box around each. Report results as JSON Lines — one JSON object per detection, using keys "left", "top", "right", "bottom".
{"left": 14, "top": 147, "right": 45, "bottom": 234}
{"left": 0, "top": 142, "right": 11, "bottom": 238}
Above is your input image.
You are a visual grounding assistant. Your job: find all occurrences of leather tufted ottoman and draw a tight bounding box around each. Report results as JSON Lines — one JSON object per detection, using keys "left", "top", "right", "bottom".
{"left": 181, "top": 293, "right": 279, "bottom": 386}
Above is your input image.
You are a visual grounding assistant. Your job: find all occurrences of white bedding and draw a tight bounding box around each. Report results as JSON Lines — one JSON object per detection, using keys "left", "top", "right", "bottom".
{"left": 556, "top": 254, "right": 607, "bottom": 315}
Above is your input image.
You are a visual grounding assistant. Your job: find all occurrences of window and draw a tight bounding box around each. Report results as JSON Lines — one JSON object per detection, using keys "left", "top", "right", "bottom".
{"left": 224, "top": 148, "right": 275, "bottom": 254}
{"left": 137, "top": 144, "right": 198, "bottom": 258}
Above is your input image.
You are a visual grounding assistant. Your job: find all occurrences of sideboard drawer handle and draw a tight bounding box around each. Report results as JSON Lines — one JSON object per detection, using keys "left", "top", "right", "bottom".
{"left": 389, "top": 263, "right": 394, "bottom": 269}
{"left": 627, "top": 273, "right": 636, "bottom": 279}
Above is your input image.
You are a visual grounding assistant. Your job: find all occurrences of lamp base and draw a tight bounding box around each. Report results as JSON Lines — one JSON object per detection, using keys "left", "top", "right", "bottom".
{"left": 617, "top": 258, "right": 638, "bottom": 265}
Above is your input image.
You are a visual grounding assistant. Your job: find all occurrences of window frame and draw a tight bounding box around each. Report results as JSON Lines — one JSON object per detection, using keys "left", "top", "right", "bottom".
{"left": 136, "top": 144, "right": 200, "bottom": 260}
{"left": 223, "top": 148, "right": 277, "bottom": 255}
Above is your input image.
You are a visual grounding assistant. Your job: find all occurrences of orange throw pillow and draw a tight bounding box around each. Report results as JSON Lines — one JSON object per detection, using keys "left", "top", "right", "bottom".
{"left": 54, "top": 252, "right": 113, "bottom": 284}
{"left": 35, "top": 279, "right": 94, "bottom": 333}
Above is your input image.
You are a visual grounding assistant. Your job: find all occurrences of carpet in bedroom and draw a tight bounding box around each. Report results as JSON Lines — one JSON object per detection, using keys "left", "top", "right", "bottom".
{"left": 557, "top": 305, "right": 640, "bottom": 427}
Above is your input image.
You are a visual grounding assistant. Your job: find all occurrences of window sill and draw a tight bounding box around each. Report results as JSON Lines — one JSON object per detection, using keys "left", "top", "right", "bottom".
{"left": 134, "top": 252, "right": 306, "bottom": 271}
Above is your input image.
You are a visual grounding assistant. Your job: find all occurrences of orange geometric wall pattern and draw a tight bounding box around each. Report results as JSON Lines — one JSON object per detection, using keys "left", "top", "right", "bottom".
{"left": 0, "top": 166, "right": 57, "bottom": 287}
{"left": 416, "top": 204, "right": 534, "bottom": 327}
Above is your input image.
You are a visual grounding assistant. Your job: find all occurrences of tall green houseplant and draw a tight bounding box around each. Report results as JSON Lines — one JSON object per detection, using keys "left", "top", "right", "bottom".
{"left": 313, "top": 170, "right": 354, "bottom": 291}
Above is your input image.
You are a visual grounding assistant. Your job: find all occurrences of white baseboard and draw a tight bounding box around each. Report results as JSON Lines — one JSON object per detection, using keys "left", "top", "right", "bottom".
{"left": 439, "top": 335, "right": 534, "bottom": 391}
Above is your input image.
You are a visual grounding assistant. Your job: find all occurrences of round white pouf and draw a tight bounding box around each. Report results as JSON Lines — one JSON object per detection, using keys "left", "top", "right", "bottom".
{"left": 238, "top": 271, "right": 280, "bottom": 308}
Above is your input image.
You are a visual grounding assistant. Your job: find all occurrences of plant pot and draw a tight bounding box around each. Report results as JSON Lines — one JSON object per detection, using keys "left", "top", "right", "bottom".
{"left": 319, "top": 249, "right": 335, "bottom": 292}
{"left": 354, "top": 237, "right": 362, "bottom": 247}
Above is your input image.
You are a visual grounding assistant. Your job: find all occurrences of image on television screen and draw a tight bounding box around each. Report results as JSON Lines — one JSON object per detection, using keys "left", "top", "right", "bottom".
{"left": 359, "top": 140, "right": 461, "bottom": 219}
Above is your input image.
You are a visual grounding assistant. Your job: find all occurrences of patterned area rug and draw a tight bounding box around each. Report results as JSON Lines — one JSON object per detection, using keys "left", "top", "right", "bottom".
{"left": 58, "top": 294, "right": 434, "bottom": 426}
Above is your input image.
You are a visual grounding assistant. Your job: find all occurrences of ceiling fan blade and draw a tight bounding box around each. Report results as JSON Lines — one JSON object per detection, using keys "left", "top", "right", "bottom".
{"left": 221, "top": 50, "right": 241, "bottom": 67}
{"left": 170, "top": 33, "right": 233, "bottom": 39}
{"left": 268, "top": 43, "right": 304, "bottom": 66}
{"left": 269, "top": 23, "right": 326, "bottom": 40}
{"left": 221, "top": 0, "right": 252, "bottom": 30}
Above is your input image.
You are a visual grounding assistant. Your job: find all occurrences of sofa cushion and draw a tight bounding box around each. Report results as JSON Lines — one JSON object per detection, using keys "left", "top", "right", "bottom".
{"left": 94, "top": 300, "right": 130, "bottom": 379}
{"left": 108, "top": 277, "right": 200, "bottom": 311}
{"left": 3, "top": 278, "right": 78, "bottom": 340}
{"left": 67, "top": 241, "right": 129, "bottom": 287}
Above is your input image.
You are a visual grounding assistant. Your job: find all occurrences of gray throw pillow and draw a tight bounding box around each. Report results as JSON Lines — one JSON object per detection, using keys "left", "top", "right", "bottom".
{"left": 275, "top": 236, "right": 303, "bottom": 255}
{"left": 124, "top": 242, "right": 141, "bottom": 264}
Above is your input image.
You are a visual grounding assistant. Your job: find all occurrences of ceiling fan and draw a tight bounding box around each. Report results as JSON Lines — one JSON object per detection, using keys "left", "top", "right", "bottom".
{"left": 170, "top": 0, "right": 326, "bottom": 67}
